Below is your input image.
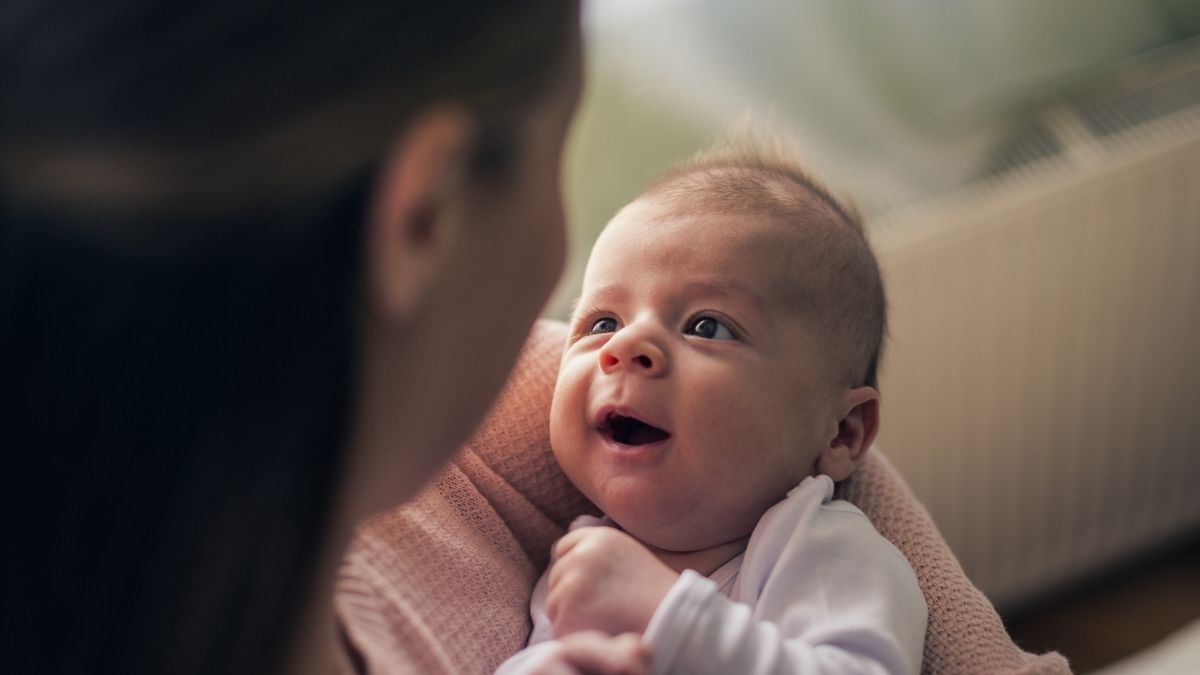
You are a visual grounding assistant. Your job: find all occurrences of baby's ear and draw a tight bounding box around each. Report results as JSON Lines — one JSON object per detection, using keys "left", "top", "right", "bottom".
{"left": 817, "top": 387, "right": 880, "bottom": 482}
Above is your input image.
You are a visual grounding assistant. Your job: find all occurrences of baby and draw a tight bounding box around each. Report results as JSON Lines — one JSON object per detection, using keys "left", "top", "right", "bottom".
{"left": 499, "top": 141, "right": 927, "bottom": 675}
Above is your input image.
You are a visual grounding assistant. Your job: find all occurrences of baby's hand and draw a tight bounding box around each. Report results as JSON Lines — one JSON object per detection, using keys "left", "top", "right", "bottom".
{"left": 524, "top": 631, "right": 649, "bottom": 675}
{"left": 546, "top": 527, "right": 678, "bottom": 639}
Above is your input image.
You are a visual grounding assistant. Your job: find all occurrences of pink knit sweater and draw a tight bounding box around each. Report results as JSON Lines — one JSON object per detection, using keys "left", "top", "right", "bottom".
{"left": 335, "top": 320, "right": 1071, "bottom": 674}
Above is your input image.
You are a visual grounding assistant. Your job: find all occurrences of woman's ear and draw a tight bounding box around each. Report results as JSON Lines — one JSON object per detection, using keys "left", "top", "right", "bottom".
{"left": 817, "top": 386, "right": 880, "bottom": 481}
{"left": 366, "top": 106, "right": 474, "bottom": 320}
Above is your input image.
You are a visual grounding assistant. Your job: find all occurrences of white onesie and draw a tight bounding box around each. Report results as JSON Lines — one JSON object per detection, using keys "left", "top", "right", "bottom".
{"left": 497, "top": 474, "right": 927, "bottom": 675}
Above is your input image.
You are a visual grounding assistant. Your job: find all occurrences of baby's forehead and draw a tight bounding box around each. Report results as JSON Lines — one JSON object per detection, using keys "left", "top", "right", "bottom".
{"left": 628, "top": 189, "right": 839, "bottom": 268}
{"left": 618, "top": 191, "right": 816, "bottom": 243}
{"left": 598, "top": 195, "right": 839, "bottom": 314}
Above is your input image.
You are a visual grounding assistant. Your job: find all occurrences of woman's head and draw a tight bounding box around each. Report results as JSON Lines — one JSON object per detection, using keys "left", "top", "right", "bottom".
{"left": 0, "top": 1, "right": 580, "bottom": 672}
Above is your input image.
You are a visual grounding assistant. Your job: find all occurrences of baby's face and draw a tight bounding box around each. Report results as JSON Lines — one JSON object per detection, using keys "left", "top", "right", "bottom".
{"left": 551, "top": 197, "right": 840, "bottom": 553}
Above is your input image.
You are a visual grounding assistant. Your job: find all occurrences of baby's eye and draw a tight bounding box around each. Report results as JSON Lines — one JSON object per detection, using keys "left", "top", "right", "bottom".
{"left": 589, "top": 317, "right": 619, "bottom": 335}
{"left": 685, "top": 317, "right": 735, "bottom": 340}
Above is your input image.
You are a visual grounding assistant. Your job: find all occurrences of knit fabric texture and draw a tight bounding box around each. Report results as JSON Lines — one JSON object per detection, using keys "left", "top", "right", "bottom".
{"left": 335, "top": 319, "right": 1071, "bottom": 674}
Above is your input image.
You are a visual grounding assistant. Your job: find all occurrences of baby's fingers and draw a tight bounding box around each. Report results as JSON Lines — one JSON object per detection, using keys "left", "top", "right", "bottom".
{"left": 559, "top": 631, "right": 649, "bottom": 675}
{"left": 529, "top": 659, "right": 578, "bottom": 675}
{"left": 552, "top": 526, "right": 595, "bottom": 560}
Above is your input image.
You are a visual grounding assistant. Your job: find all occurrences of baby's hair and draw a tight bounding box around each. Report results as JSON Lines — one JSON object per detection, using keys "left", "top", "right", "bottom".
{"left": 640, "top": 130, "right": 887, "bottom": 391}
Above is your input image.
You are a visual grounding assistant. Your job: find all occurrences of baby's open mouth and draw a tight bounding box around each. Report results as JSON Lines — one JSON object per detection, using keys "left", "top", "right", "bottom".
{"left": 600, "top": 412, "right": 671, "bottom": 446}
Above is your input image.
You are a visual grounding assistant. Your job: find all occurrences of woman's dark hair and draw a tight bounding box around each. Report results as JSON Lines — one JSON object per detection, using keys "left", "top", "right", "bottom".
{"left": 0, "top": 2, "right": 574, "bottom": 673}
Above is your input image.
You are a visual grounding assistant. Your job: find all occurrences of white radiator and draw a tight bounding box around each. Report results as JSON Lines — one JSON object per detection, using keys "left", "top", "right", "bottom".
{"left": 870, "top": 48, "right": 1200, "bottom": 610}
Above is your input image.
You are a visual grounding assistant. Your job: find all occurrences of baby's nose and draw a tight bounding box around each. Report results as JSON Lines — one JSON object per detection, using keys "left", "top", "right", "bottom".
{"left": 601, "top": 352, "right": 654, "bottom": 369}
{"left": 599, "top": 331, "right": 668, "bottom": 377}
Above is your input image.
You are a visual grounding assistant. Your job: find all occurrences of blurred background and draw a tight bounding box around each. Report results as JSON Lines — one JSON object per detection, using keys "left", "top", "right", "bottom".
{"left": 557, "top": 1, "right": 1200, "bottom": 672}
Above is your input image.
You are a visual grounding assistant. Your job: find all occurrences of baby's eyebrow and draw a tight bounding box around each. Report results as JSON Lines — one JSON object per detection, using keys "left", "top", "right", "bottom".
{"left": 680, "top": 279, "right": 770, "bottom": 315}
{"left": 572, "top": 283, "right": 631, "bottom": 314}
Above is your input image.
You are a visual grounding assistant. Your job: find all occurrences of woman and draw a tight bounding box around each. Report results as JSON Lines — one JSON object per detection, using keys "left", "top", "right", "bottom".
{"left": 1, "top": 1, "right": 580, "bottom": 672}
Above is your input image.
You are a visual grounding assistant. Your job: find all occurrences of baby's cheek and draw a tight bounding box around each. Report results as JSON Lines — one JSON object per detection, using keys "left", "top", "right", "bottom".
{"left": 549, "top": 368, "right": 586, "bottom": 446}
{"left": 714, "top": 398, "right": 777, "bottom": 448}
{"left": 716, "top": 414, "right": 802, "bottom": 490}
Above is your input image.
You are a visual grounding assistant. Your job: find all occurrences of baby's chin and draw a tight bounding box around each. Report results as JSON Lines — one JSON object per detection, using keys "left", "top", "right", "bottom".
{"left": 614, "top": 516, "right": 751, "bottom": 555}
{"left": 589, "top": 482, "right": 679, "bottom": 530}
{"left": 594, "top": 484, "right": 748, "bottom": 551}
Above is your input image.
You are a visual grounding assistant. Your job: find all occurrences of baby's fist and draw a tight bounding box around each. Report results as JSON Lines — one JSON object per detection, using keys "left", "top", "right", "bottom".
{"left": 545, "top": 527, "right": 678, "bottom": 639}
{"left": 496, "top": 631, "right": 648, "bottom": 675}
{"left": 543, "top": 632, "right": 649, "bottom": 675}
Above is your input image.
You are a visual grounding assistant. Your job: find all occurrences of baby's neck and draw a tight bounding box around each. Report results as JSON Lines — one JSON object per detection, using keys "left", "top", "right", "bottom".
{"left": 640, "top": 535, "right": 752, "bottom": 577}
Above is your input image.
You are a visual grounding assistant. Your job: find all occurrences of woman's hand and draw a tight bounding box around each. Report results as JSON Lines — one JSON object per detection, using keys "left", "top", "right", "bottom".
{"left": 546, "top": 527, "right": 679, "bottom": 639}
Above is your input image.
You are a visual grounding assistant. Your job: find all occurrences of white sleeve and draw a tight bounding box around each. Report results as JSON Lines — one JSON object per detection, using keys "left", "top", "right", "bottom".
{"left": 642, "top": 507, "right": 927, "bottom": 675}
